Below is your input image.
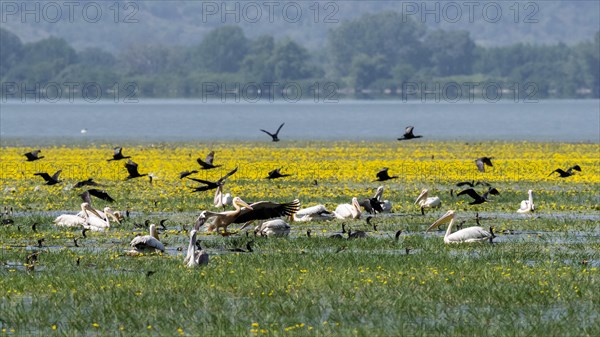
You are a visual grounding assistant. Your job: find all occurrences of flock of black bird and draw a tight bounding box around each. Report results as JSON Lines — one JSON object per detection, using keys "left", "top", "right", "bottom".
{"left": 11, "top": 127, "right": 585, "bottom": 253}
{"left": 24, "top": 126, "right": 584, "bottom": 210}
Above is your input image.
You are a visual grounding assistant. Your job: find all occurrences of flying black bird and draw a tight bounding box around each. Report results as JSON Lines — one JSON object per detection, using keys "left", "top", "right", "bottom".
{"left": 33, "top": 170, "right": 62, "bottom": 185}
{"left": 375, "top": 168, "right": 398, "bottom": 181}
{"left": 125, "top": 160, "right": 147, "bottom": 180}
{"left": 179, "top": 170, "right": 198, "bottom": 179}
{"left": 475, "top": 157, "right": 494, "bottom": 172}
{"left": 197, "top": 151, "right": 222, "bottom": 170}
{"left": 456, "top": 180, "right": 491, "bottom": 188}
{"left": 108, "top": 147, "right": 131, "bottom": 161}
{"left": 457, "top": 187, "right": 500, "bottom": 205}
{"left": 548, "top": 165, "right": 581, "bottom": 178}
{"left": 397, "top": 126, "right": 422, "bottom": 141}
{"left": 80, "top": 189, "right": 115, "bottom": 203}
{"left": 74, "top": 178, "right": 101, "bottom": 189}
{"left": 24, "top": 150, "right": 44, "bottom": 161}
{"left": 260, "top": 123, "right": 285, "bottom": 142}
{"left": 188, "top": 167, "right": 238, "bottom": 192}
{"left": 266, "top": 168, "right": 291, "bottom": 179}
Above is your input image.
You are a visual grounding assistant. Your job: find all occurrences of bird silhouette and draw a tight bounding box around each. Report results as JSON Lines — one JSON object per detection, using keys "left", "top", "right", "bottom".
{"left": 125, "top": 160, "right": 147, "bottom": 180}
{"left": 108, "top": 147, "right": 131, "bottom": 161}
{"left": 475, "top": 157, "right": 494, "bottom": 172}
{"left": 397, "top": 126, "right": 422, "bottom": 141}
{"left": 179, "top": 170, "right": 198, "bottom": 179}
{"left": 197, "top": 151, "right": 222, "bottom": 170}
{"left": 260, "top": 123, "right": 285, "bottom": 142}
{"left": 24, "top": 150, "right": 44, "bottom": 161}
{"left": 188, "top": 167, "right": 238, "bottom": 192}
{"left": 457, "top": 187, "right": 500, "bottom": 205}
{"left": 375, "top": 168, "right": 398, "bottom": 181}
{"left": 34, "top": 170, "right": 62, "bottom": 185}
{"left": 80, "top": 189, "right": 115, "bottom": 203}
{"left": 266, "top": 168, "right": 291, "bottom": 179}
{"left": 73, "top": 178, "right": 101, "bottom": 189}
{"left": 549, "top": 165, "right": 581, "bottom": 178}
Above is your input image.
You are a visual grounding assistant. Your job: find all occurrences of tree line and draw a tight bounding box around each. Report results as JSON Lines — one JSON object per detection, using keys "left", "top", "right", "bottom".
{"left": 1, "top": 11, "right": 598, "bottom": 100}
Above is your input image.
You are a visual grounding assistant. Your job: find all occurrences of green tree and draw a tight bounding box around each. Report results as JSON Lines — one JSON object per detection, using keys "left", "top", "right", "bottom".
{"left": 21, "top": 37, "right": 78, "bottom": 66}
{"left": 193, "top": 26, "right": 249, "bottom": 73}
{"left": 241, "top": 35, "right": 275, "bottom": 82}
{"left": 270, "top": 38, "right": 316, "bottom": 81}
{"left": 425, "top": 30, "right": 475, "bottom": 76}
{"left": 5, "top": 36, "right": 77, "bottom": 85}
{"left": 577, "top": 31, "right": 600, "bottom": 97}
{"left": 327, "top": 11, "right": 426, "bottom": 78}
{"left": 0, "top": 28, "right": 23, "bottom": 79}
{"left": 78, "top": 48, "right": 116, "bottom": 67}
{"left": 351, "top": 54, "right": 389, "bottom": 90}
{"left": 118, "top": 44, "right": 171, "bottom": 75}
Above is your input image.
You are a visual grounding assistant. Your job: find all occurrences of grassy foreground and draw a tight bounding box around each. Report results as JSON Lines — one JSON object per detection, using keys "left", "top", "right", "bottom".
{"left": 0, "top": 141, "right": 599, "bottom": 336}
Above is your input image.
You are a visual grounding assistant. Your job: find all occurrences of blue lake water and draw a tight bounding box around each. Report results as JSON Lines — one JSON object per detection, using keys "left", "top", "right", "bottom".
{"left": 1, "top": 99, "right": 598, "bottom": 144}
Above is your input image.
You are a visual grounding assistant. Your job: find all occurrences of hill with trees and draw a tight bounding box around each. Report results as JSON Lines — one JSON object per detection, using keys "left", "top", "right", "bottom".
{"left": 1, "top": 8, "right": 598, "bottom": 100}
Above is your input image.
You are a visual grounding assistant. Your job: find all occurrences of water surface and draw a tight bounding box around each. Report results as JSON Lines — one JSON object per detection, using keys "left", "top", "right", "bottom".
{"left": 1, "top": 99, "right": 598, "bottom": 144}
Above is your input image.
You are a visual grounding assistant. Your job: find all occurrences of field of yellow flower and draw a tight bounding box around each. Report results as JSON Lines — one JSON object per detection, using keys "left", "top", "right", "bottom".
{"left": 0, "top": 141, "right": 599, "bottom": 337}
{"left": 1, "top": 141, "right": 598, "bottom": 213}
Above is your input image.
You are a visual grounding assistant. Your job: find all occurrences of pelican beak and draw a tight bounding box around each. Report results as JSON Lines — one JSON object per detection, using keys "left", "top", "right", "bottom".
{"left": 194, "top": 212, "right": 208, "bottom": 230}
{"left": 83, "top": 204, "right": 102, "bottom": 218}
{"left": 426, "top": 210, "right": 454, "bottom": 232}
{"left": 150, "top": 224, "right": 159, "bottom": 239}
{"left": 415, "top": 189, "right": 428, "bottom": 205}
{"left": 238, "top": 198, "right": 253, "bottom": 210}
{"left": 105, "top": 209, "right": 121, "bottom": 224}
{"left": 352, "top": 198, "right": 361, "bottom": 210}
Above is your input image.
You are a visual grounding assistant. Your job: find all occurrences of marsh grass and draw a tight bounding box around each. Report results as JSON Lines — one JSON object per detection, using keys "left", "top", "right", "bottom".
{"left": 1, "top": 141, "right": 599, "bottom": 336}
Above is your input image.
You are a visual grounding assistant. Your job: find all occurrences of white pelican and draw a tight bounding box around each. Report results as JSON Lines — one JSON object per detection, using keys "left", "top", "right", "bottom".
{"left": 255, "top": 219, "right": 291, "bottom": 237}
{"left": 84, "top": 216, "right": 111, "bottom": 231}
{"left": 517, "top": 189, "right": 535, "bottom": 213}
{"left": 201, "top": 198, "right": 299, "bottom": 235}
{"left": 293, "top": 204, "right": 334, "bottom": 222}
{"left": 130, "top": 224, "right": 165, "bottom": 253}
{"left": 373, "top": 186, "right": 392, "bottom": 213}
{"left": 183, "top": 230, "right": 208, "bottom": 267}
{"left": 414, "top": 189, "right": 441, "bottom": 215}
{"left": 426, "top": 210, "right": 493, "bottom": 244}
{"left": 77, "top": 206, "right": 121, "bottom": 224}
{"left": 334, "top": 197, "right": 362, "bottom": 219}
{"left": 54, "top": 213, "right": 86, "bottom": 227}
{"left": 202, "top": 197, "right": 253, "bottom": 234}
{"left": 214, "top": 185, "right": 233, "bottom": 209}
{"left": 79, "top": 203, "right": 111, "bottom": 231}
